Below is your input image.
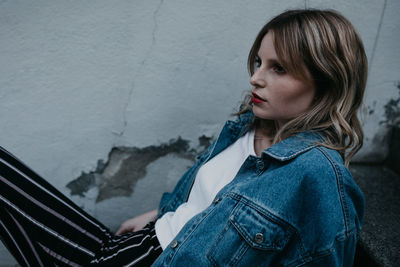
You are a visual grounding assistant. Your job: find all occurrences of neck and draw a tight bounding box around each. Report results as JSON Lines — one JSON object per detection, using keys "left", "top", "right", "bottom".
{"left": 255, "top": 119, "right": 276, "bottom": 138}
{"left": 254, "top": 128, "right": 273, "bottom": 140}
{"left": 254, "top": 126, "right": 274, "bottom": 156}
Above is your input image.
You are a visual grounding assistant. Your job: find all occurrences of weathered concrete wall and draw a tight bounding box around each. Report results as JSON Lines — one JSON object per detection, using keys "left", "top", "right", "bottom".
{"left": 0, "top": 0, "right": 399, "bottom": 264}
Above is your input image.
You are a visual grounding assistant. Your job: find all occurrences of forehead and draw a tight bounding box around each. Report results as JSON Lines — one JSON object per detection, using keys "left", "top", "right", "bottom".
{"left": 259, "top": 31, "right": 313, "bottom": 80}
{"left": 258, "top": 31, "right": 314, "bottom": 83}
{"left": 258, "top": 32, "right": 278, "bottom": 60}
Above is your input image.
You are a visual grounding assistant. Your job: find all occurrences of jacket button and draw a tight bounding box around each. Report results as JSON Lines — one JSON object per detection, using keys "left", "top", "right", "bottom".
{"left": 170, "top": 240, "right": 178, "bottom": 248}
{"left": 254, "top": 233, "right": 264, "bottom": 244}
{"left": 257, "top": 160, "right": 264, "bottom": 170}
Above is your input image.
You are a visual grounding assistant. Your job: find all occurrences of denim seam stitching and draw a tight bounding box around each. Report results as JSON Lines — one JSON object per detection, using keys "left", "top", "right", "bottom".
{"left": 167, "top": 204, "right": 218, "bottom": 266}
{"left": 289, "top": 247, "right": 334, "bottom": 267}
{"left": 207, "top": 222, "right": 230, "bottom": 266}
{"left": 229, "top": 240, "right": 248, "bottom": 266}
{"left": 227, "top": 193, "right": 308, "bottom": 258}
{"left": 291, "top": 232, "right": 359, "bottom": 267}
{"left": 206, "top": 199, "right": 242, "bottom": 266}
{"left": 228, "top": 193, "right": 290, "bottom": 226}
{"left": 316, "top": 147, "right": 350, "bottom": 235}
{"left": 265, "top": 144, "right": 319, "bottom": 161}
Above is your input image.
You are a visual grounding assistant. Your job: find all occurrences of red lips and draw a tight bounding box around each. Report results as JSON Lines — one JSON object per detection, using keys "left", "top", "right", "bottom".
{"left": 251, "top": 92, "right": 266, "bottom": 104}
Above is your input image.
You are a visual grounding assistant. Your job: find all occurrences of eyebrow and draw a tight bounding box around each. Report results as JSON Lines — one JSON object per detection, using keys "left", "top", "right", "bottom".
{"left": 256, "top": 54, "right": 282, "bottom": 65}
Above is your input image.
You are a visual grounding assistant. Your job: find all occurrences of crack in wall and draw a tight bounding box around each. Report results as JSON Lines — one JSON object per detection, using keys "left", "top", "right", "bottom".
{"left": 370, "top": 0, "right": 387, "bottom": 67}
{"left": 112, "top": 82, "right": 134, "bottom": 137}
{"left": 67, "top": 135, "right": 210, "bottom": 202}
{"left": 113, "top": 0, "right": 164, "bottom": 137}
{"left": 138, "top": 0, "right": 163, "bottom": 67}
{"left": 151, "top": 0, "right": 164, "bottom": 48}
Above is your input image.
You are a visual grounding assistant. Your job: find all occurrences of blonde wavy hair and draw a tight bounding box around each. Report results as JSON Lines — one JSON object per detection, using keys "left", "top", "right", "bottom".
{"left": 238, "top": 9, "right": 368, "bottom": 166}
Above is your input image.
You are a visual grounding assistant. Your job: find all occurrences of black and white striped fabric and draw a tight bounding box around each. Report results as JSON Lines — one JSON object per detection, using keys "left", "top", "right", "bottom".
{"left": 0, "top": 146, "right": 162, "bottom": 266}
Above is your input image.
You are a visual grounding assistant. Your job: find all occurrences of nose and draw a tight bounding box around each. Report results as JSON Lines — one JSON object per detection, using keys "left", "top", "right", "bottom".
{"left": 250, "top": 68, "right": 266, "bottom": 88}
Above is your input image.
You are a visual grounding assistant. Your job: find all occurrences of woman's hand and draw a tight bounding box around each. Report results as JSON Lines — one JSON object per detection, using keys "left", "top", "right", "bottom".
{"left": 116, "top": 209, "right": 158, "bottom": 235}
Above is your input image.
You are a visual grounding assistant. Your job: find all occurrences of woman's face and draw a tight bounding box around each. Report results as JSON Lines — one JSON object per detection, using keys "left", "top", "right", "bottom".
{"left": 250, "top": 32, "right": 316, "bottom": 128}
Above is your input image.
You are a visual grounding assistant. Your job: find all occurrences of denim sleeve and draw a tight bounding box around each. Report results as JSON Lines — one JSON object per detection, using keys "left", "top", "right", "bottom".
{"left": 294, "top": 233, "right": 358, "bottom": 267}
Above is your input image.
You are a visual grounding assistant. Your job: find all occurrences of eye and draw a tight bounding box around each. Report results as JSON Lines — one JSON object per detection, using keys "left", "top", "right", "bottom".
{"left": 254, "top": 56, "right": 261, "bottom": 69}
{"left": 272, "top": 63, "right": 286, "bottom": 74}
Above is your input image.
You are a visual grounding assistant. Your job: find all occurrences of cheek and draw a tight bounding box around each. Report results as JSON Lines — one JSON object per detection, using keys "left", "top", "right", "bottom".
{"left": 288, "top": 81, "right": 315, "bottom": 103}
{"left": 278, "top": 85, "right": 315, "bottom": 113}
{"left": 297, "top": 87, "right": 315, "bottom": 108}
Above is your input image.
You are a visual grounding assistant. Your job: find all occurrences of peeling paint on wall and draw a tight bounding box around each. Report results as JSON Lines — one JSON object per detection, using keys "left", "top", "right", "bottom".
{"left": 198, "top": 135, "right": 212, "bottom": 149}
{"left": 380, "top": 81, "right": 400, "bottom": 127}
{"left": 367, "top": 100, "right": 377, "bottom": 115}
{"left": 67, "top": 136, "right": 212, "bottom": 202}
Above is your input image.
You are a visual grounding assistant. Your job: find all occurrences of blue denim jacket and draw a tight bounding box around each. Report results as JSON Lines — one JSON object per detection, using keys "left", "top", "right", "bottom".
{"left": 153, "top": 111, "right": 365, "bottom": 267}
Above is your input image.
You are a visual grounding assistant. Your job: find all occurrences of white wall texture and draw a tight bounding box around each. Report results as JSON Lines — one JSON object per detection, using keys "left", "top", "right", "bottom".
{"left": 0, "top": 0, "right": 399, "bottom": 265}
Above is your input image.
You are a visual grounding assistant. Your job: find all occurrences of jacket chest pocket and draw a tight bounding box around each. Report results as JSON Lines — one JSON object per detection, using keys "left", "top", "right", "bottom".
{"left": 207, "top": 201, "right": 293, "bottom": 267}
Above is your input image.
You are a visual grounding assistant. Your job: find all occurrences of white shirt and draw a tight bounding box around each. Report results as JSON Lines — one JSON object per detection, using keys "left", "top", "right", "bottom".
{"left": 155, "top": 130, "right": 256, "bottom": 249}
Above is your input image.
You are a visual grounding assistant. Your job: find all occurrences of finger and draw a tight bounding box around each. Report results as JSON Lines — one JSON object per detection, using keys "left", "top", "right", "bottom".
{"left": 115, "top": 226, "right": 126, "bottom": 235}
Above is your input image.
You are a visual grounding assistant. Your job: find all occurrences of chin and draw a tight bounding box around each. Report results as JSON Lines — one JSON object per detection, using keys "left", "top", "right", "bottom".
{"left": 252, "top": 107, "right": 273, "bottom": 120}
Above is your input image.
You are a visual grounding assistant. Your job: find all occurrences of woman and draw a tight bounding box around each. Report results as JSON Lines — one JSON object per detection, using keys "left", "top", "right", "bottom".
{"left": 0, "top": 9, "right": 367, "bottom": 266}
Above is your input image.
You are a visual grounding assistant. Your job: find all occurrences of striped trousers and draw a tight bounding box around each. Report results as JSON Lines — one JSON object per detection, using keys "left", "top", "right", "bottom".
{"left": 0, "top": 146, "right": 162, "bottom": 266}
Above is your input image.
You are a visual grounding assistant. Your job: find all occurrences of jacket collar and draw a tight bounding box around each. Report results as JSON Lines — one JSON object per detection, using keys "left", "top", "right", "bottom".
{"left": 231, "top": 110, "right": 325, "bottom": 162}
{"left": 263, "top": 131, "right": 324, "bottom": 161}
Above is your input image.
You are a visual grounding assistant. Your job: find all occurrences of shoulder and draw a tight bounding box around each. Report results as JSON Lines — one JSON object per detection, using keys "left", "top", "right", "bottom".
{"left": 279, "top": 146, "right": 364, "bottom": 259}
{"left": 264, "top": 133, "right": 355, "bottom": 192}
{"left": 258, "top": 142, "right": 363, "bottom": 251}
{"left": 266, "top": 145, "right": 348, "bottom": 213}
{"left": 291, "top": 145, "right": 347, "bottom": 183}
{"left": 293, "top": 145, "right": 364, "bottom": 223}
{"left": 225, "top": 143, "right": 363, "bottom": 265}
{"left": 287, "top": 145, "right": 364, "bottom": 225}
